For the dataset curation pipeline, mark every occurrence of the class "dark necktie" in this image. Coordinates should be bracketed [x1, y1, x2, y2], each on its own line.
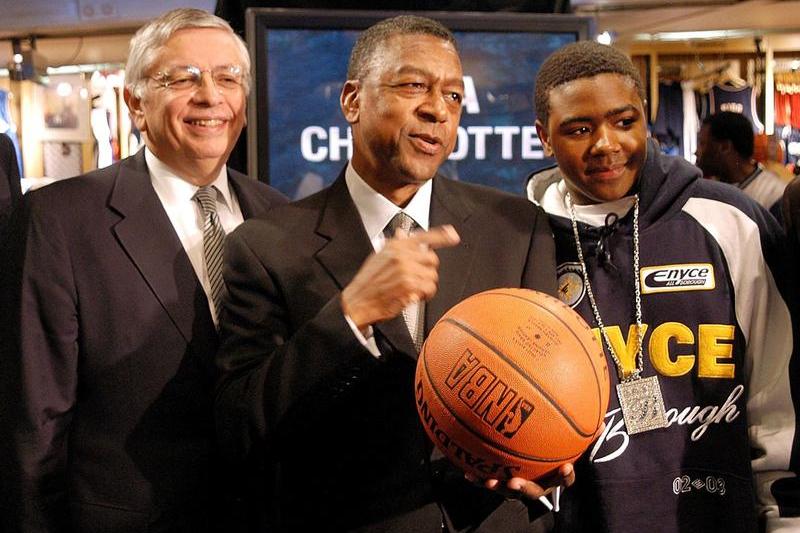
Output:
[193, 186, 226, 323]
[383, 211, 424, 351]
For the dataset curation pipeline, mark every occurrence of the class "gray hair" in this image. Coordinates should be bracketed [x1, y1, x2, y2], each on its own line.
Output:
[126, 8, 250, 98]
[347, 15, 457, 80]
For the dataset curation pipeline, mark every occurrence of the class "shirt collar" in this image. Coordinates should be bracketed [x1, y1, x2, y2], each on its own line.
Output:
[345, 161, 432, 241]
[145, 147, 233, 209]
[737, 162, 763, 190]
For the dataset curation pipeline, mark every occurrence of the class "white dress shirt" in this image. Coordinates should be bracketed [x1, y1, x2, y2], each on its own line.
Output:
[344, 161, 433, 357]
[146, 148, 244, 324]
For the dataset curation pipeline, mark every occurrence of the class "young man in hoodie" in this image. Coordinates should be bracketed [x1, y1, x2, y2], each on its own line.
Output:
[526, 40, 800, 532]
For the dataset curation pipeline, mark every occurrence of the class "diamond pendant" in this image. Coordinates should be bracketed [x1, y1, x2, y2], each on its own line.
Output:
[616, 375, 668, 435]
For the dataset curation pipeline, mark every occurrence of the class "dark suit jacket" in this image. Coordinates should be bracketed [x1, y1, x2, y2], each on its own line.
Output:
[0, 150, 286, 533]
[215, 173, 557, 532]
[783, 177, 800, 251]
[0, 132, 22, 240]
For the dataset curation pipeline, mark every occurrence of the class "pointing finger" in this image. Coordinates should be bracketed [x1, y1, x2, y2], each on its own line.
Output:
[410, 225, 460, 250]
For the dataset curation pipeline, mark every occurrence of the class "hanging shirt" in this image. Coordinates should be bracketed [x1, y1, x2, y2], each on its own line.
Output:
[708, 84, 764, 132]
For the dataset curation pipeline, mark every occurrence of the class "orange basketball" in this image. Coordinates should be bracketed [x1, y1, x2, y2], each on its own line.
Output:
[415, 288, 609, 481]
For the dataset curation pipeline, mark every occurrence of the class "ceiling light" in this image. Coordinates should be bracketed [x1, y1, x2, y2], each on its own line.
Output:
[634, 29, 755, 42]
[597, 31, 614, 45]
[56, 82, 72, 97]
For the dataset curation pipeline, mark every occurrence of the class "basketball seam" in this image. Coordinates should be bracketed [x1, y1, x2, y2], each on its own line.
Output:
[470, 290, 605, 431]
[441, 316, 596, 439]
[422, 346, 571, 463]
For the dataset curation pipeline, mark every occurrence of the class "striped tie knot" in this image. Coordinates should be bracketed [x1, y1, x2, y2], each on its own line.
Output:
[194, 185, 220, 220]
[383, 211, 418, 238]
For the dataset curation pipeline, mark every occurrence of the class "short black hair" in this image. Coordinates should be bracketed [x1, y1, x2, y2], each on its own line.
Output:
[702, 111, 754, 159]
[347, 15, 457, 80]
[535, 41, 645, 126]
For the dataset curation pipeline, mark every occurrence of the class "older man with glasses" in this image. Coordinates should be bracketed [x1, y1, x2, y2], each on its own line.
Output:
[0, 8, 285, 533]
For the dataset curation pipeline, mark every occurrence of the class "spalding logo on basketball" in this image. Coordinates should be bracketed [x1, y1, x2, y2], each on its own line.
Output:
[415, 288, 609, 480]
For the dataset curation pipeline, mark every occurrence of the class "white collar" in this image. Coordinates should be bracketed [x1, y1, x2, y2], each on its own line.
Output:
[145, 147, 233, 208]
[542, 179, 636, 228]
[344, 161, 432, 241]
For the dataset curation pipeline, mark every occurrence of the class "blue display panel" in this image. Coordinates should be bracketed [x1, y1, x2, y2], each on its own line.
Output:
[248, 10, 592, 198]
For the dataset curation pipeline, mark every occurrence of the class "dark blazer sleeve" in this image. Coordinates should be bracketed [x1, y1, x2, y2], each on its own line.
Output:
[0, 132, 22, 238]
[214, 221, 379, 463]
[523, 205, 558, 297]
[0, 191, 77, 532]
[782, 177, 800, 256]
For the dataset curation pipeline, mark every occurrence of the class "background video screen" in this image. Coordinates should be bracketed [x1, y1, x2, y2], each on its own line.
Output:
[250, 11, 591, 199]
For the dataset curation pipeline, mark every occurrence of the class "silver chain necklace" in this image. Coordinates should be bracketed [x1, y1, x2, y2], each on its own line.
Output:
[565, 190, 667, 435]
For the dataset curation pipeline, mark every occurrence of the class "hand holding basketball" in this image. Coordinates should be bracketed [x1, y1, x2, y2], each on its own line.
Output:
[341, 225, 460, 330]
[469, 461, 575, 501]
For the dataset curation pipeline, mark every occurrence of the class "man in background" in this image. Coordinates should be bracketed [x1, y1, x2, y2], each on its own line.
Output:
[215, 14, 566, 532]
[696, 110, 787, 221]
[0, 8, 285, 532]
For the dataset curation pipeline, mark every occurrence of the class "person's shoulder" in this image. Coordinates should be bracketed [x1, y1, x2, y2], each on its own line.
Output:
[0, 132, 13, 151]
[12, 159, 135, 239]
[437, 176, 538, 212]
[757, 167, 790, 200]
[25, 158, 125, 208]
[232, 185, 327, 242]
[760, 165, 787, 184]
[228, 168, 288, 206]
[440, 176, 515, 198]
[687, 176, 780, 233]
[691, 177, 761, 213]
[435, 178, 548, 243]
[785, 176, 800, 205]
[229, 215, 275, 244]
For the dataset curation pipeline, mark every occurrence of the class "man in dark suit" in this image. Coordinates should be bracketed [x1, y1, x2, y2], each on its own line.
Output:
[215, 15, 567, 532]
[0, 8, 285, 533]
[0, 131, 22, 238]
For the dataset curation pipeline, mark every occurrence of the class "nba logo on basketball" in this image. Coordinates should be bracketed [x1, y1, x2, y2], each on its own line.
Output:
[497, 400, 534, 438]
[445, 348, 535, 439]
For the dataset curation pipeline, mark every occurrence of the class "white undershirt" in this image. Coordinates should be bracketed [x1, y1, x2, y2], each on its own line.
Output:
[344, 161, 432, 357]
[146, 148, 244, 324]
[540, 179, 636, 227]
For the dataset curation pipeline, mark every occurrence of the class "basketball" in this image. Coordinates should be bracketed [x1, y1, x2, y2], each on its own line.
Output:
[415, 288, 609, 481]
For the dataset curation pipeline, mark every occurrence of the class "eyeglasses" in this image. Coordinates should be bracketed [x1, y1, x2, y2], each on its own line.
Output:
[149, 65, 245, 92]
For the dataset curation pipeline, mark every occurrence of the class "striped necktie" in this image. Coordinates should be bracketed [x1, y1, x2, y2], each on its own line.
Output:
[193, 185, 226, 323]
[383, 211, 424, 352]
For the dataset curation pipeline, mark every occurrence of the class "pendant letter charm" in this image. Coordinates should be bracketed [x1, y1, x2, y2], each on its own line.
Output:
[616, 375, 667, 435]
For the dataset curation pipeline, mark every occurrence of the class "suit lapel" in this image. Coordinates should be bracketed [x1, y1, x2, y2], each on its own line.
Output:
[426, 177, 479, 334]
[314, 174, 418, 357]
[229, 171, 268, 219]
[108, 151, 208, 342]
